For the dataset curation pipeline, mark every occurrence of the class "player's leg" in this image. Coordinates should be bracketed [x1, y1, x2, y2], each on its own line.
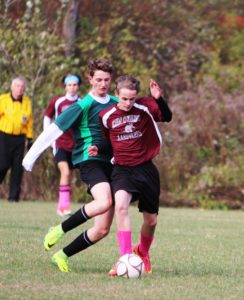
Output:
[60, 181, 112, 242]
[44, 160, 113, 251]
[55, 149, 72, 216]
[81, 205, 114, 243]
[115, 190, 133, 255]
[0, 133, 10, 185]
[108, 165, 137, 276]
[84, 181, 113, 217]
[133, 161, 160, 273]
[57, 161, 72, 216]
[134, 212, 157, 273]
[139, 212, 157, 252]
[108, 190, 133, 276]
[44, 181, 112, 251]
[52, 206, 114, 272]
[75, 160, 114, 218]
[45, 161, 114, 271]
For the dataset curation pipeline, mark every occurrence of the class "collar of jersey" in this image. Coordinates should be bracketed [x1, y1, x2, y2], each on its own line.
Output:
[89, 92, 110, 104]
[65, 93, 79, 101]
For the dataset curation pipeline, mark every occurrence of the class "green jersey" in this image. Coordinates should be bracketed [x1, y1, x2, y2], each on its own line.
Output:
[55, 93, 118, 166]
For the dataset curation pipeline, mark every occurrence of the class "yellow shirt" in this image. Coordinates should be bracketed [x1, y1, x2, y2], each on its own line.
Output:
[0, 93, 33, 138]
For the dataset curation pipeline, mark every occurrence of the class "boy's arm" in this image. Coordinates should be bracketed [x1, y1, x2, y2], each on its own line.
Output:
[156, 96, 172, 122]
[43, 116, 52, 130]
[96, 139, 113, 154]
[88, 115, 113, 156]
[22, 123, 63, 171]
[150, 79, 172, 122]
[88, 140, 112, 156]
[43, 115, 57, 155]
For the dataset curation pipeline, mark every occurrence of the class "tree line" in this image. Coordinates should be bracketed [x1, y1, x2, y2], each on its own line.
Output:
[0, 0, 243, 208]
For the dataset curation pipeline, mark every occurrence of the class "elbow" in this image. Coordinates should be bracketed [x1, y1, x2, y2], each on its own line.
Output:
[164, 111, 173, 122]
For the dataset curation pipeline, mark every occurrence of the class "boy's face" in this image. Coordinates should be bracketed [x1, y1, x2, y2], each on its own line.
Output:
[116, 88, 137, 112]
[89, 70, 112, 97]
[65, 81, 79, 96]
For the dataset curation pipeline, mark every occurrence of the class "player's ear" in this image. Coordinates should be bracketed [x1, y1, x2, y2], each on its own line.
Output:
[87, 75, 92, 82]
[115, 89, 119, 97]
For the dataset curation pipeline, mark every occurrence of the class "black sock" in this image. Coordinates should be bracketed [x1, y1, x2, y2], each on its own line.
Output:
[63, 230, 94, 257]
[61, 206, 90, 233]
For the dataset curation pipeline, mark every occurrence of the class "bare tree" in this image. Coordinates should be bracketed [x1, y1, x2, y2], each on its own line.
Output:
[62, 0, 81, 58]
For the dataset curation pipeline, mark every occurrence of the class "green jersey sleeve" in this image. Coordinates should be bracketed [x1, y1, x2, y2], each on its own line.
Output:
[54, 103, 82, 132]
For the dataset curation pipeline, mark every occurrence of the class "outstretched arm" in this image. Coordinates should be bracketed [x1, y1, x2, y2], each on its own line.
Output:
[22, 123, 63, 171]
[149, 79, 172, 122]
[43, 115, 57, 155]
[43, 116, 52, 130]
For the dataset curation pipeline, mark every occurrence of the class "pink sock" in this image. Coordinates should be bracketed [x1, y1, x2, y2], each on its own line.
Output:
[139, 233, 154, 256]
[58, 185, 71, 210]
[117, 231, 132, 256]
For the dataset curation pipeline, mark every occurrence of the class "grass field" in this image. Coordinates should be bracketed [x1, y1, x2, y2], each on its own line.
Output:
[0, 200, 243, 300]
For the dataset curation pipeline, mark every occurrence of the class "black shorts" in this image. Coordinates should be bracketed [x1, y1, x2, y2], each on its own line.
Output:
[111, 161, 160, 214]
[79, 160, 114, 193]
[54, 148, 74, 169]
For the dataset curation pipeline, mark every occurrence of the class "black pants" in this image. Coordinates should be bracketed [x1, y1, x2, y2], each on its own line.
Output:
[0, 132, 25, 201]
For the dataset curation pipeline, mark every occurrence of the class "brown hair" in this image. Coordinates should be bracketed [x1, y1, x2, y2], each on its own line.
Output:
[115, 75, 140, 94]
[88, 58, 113, 76]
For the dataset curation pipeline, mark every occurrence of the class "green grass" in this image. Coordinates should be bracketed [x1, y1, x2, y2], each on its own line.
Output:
[0, 201, 243, 300]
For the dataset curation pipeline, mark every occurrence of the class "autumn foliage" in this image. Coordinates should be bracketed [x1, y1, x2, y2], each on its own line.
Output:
[0, 0, 243, 208]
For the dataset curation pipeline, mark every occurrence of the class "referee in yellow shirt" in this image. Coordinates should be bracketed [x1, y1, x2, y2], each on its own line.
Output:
[0, 76, 33, 201]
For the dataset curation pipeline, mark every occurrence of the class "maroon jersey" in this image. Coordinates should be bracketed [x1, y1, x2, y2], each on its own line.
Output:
[44, 95, 79, 152]
[99, 96, 163, 166]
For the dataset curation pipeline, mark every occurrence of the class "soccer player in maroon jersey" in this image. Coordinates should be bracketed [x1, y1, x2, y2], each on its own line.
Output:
[43, 74, 81, 216]
[88, 75, 172, 275]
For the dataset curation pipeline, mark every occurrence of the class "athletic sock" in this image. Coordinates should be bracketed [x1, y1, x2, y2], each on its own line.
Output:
[58, 185, 71, 210]
[139, 233, 154, 256]
[61, 206, 90, 233]
[63, 230, 94, 257]
[117, 230, 132, 256]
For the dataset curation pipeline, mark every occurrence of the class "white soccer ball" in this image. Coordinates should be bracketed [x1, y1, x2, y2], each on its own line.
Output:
[116, 253, 144, 279]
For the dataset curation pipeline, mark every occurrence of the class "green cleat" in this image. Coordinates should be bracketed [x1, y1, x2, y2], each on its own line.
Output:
[44, 225, 64, 251]
[51, 250, 70, 272]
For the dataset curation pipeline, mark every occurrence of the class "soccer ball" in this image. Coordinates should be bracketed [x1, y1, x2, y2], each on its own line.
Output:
[116, 253, 144, 279]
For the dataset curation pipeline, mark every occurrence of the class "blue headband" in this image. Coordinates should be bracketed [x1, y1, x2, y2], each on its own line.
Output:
[64, 75, 80, 84]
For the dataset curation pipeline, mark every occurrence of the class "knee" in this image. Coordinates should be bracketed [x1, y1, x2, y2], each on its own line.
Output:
[60, 169, 71, 179]
[115, 203, 128, 216]
[95, 226, 110, 240]
[144, 214, 158, 228]
[99, 197, 113, 213]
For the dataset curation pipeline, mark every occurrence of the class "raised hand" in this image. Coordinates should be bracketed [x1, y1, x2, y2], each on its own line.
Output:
[149, 79, 162, 100]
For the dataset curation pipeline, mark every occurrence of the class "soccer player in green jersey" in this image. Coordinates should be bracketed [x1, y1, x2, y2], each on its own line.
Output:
[23, 59, 117, 272]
